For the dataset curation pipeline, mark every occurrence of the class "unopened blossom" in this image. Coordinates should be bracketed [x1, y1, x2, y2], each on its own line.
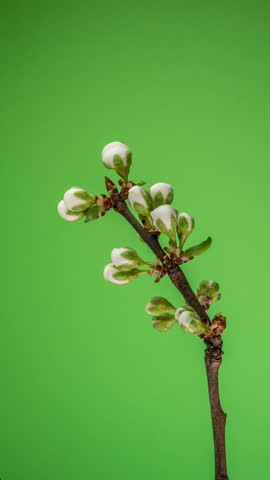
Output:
[57, 200, 84, 222]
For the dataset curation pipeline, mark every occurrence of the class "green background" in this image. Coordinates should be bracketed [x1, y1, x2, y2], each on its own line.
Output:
[2, 1, 270, 478]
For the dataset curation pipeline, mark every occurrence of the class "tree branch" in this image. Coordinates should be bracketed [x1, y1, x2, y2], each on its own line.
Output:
[105, 176, 229, 479]
[105, 176, 210, 325]
[204, 336, 229, 480]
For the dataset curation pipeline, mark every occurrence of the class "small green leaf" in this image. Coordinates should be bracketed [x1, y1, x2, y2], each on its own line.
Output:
[196, 280, 221, 306]
[146, 296, 176, 315]
[181, 236, 212, 257]
[152, 313, 176, 332]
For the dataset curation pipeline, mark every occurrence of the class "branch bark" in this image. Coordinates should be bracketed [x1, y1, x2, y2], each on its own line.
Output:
[105, 177, 229, 479]
[204, 336, 229, 480]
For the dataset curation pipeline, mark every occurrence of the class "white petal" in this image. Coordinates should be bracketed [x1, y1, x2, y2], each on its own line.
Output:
[103, 263, 129, 285]
[150, 183, 172, 201]
[128, 186, 148, 209]
[64, 187, 88, 211]
[102, 141, 130, 168]
[57, 200, 83, 222]
[175, 308, 194, 327]
[150, 205, 177, 230]
[111, 248, 133, 267]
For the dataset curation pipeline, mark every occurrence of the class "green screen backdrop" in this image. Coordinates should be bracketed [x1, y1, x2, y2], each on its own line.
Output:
[2, 1, 270, 479]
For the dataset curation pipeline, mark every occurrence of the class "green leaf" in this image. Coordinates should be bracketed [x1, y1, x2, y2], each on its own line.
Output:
[181, 236, 212, 257]
[146, 296, 176, 315]
[152, 313, 176, 332]
[196, 280, 221, 304]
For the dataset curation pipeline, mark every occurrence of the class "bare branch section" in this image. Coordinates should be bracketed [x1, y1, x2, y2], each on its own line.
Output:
[105, 176, 210, 325]
[204, 336, 229, 480]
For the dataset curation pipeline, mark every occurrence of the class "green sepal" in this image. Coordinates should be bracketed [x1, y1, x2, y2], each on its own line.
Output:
[85, 204, 101, 222]
[180, 318, 211, 335]
[152, 190, 173, 207]
[126, 151, 132, 169]
[153, 191, 164, 207]
[113, 154, 130, 182]
[177, 214, 194, 247]
[113, 268, 143, 281]
[120, 249, 142, 263]
[66, 209, 82, 217]
[133, 201, 150, 217]
[74, 191, 96, 204]
[181, 236, 212, 257]
[156, 217, 177, 241]
[152, 313, 176, 332]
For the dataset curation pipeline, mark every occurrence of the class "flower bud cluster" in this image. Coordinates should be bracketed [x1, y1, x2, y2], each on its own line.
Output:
[145, 296, 211, 335]
[127, 180, 213, 261]
[104, 247, 158, 285]
[57, 187, 104, 223]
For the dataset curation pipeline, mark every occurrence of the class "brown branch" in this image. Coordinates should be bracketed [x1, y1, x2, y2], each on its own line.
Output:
[204, 336, 229, 480]
[104, 176, 229, 480]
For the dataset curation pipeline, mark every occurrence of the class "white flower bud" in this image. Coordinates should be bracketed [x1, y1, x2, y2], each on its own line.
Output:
[111, 247, 143, 267]
[57, 200, 83, 222]
[177, 212, 194, 246]
[150, 205, 177, 238]
[149, 183, 174, 207]
[64, 187, 95, 212]
[175, 307, 210, 334]
[101, 141, 132, 181]
[103, 263, 144, 285]
[103, 263, 129, 285]
[128, 186, 151, 216]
